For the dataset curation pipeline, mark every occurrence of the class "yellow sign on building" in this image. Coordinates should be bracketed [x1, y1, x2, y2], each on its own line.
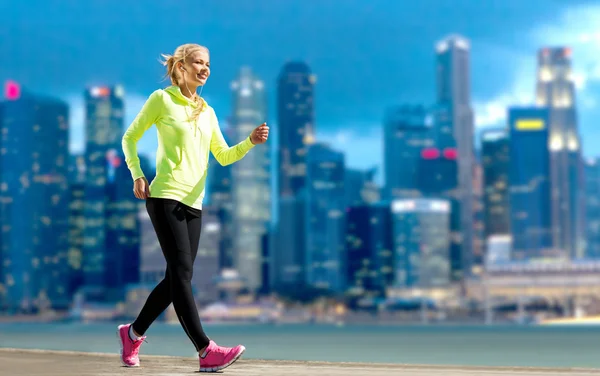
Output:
[515, 118, 545, 130]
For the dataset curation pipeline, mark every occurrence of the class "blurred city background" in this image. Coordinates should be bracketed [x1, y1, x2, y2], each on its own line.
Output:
[3, 0, 600, 340]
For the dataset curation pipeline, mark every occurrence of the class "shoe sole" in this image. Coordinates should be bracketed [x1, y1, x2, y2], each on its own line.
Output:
[117, 325, 140, 367]
[199, 346, 246, 373]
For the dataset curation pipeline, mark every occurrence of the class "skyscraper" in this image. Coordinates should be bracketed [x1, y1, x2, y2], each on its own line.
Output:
[535, 47, 584, 258]
[305, 143, 346, 292]
[345, 167, 380, 207]
[383, 105, 434, 199]
[67, 154, 86, 296]
[192, 206, 221, 303]
[208, 127, 235, 269]
[346, 204, 393, 298]
[417, 146, 460, 281]
[0, 82, 70, 310]
[481, 129, 510, 237]
[584, 158, 600, 259]
[391, 199, 451, 288]
[272, 62, 316, 293]
[230, 67, 270, 291]
[82, 85, 124, 292]
[435, 35, 475, 280]
[277, 62, 316, 197]
[508, 107, 553, 260]
[105, 151, 141, 300]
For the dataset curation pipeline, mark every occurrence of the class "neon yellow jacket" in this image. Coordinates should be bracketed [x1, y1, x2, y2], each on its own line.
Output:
[122, 85, 255, 209]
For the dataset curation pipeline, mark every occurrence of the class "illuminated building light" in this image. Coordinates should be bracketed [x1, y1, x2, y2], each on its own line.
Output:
[549, 136, 563, 151]
[90, 87, 110, 97]
[421, 148, 440, 159]
[5, 80, 21, 100]
[568, 138, 579, 151]
[539, 67, 553, 82]
[442, 148, 458, 160]
[114, 85, 125, 98]
[436, 41, 449, 53]
[515, 118, 545, 131]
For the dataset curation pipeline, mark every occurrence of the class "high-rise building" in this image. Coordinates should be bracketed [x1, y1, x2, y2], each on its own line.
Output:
[481, 129, 510, 237]
[192, 206, 220, 303]
[305, 143, 346, 292]
[67, 154, 86, 296]
[277, 62, 316, 197]
[472, 161, 485, 271]
[383, 105, 434, 199]
[105, 151, 141, 300]
[82, 85, 125, 292]
[230, 67, 270, 291]
[270, 195, 306, 290]
[346, 204, 393, 297]
[435, 35, 475, 279]
[207, 127, 235, 270]
[417, 147, 460, 281]
[584, 158, 600, 259]
[345, 167, 380, 207]
[535, 47, 584, 258]
[391, 199, 451, 288]
[0, 82, 70, 311]
[508, 107, 553, 260]
[272, 61, 316, 294]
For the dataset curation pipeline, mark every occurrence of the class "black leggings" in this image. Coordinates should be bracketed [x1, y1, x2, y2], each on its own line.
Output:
[132, 197, 210, 351]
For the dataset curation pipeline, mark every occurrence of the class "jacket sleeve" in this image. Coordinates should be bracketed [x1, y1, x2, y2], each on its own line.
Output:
[209, 109, 255, 166]
[122, 90, 163, 180]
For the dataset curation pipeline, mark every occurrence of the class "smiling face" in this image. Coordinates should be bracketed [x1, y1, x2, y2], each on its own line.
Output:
[179, 49, 211, 87]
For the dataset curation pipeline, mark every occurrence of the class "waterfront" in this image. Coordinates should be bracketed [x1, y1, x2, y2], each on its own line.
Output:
[0, 322, 598, 368]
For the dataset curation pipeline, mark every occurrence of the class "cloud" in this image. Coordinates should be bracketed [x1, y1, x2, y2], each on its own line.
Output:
[316, 125, 383, 185]
[473, 3, 600, 132]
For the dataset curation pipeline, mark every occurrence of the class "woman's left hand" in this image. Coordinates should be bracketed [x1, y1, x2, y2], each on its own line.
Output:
[250, 123, 269, 145]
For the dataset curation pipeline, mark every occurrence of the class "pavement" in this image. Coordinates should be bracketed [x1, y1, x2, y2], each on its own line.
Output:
[1, 348, 600, 376]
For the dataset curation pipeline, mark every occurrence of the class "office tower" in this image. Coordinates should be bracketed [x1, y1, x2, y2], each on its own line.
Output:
[383, 105, 434, 199]
[535, 47, 584, 258]
[230, 67, 270, 291]
[105, 150, 141, 300]
[277, 62, 316, 197]
[481, 129, 510, 237]
[584, 158, 600, 258]
[391, 199, 451, 288]
[207, 127, 235, 269]
[509, 107, 553, 260]
[305, 143, 346, 292]
[82, 85, 124, 291]
[435, 35, 475, 279]
[472, 162, 485, 270]
[345, 167, 380, 208]
[272, 62, 316, 293]
[67, 154, 86, 296]
[192, 206, 220, 303]
[417, 146, 460, 281]
[346, 204, 393, 297]
[0, 81, 70, 310]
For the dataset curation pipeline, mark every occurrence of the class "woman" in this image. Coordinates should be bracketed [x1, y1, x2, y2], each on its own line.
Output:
[118, 43, 269, 372]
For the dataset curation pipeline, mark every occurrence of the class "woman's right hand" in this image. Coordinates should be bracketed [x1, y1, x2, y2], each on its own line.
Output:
[133, 177, 150, 199]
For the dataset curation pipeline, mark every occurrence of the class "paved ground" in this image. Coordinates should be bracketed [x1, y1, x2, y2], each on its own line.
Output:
[1, 348, 600, 376]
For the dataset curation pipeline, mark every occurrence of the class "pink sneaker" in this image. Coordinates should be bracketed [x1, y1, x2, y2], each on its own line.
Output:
[117, 324, 146, 367]
[199, 340, 246, 372]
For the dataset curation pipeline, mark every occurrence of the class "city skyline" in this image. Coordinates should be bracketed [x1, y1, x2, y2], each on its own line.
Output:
[4, 1, 600, 186]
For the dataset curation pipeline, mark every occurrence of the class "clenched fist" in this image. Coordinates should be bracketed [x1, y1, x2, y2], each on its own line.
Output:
[250, 123, 269, 145]
[133, 177, 150, 199]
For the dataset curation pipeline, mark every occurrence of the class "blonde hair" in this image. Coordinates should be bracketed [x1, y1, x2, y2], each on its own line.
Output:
[160, 43, 209, 122]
